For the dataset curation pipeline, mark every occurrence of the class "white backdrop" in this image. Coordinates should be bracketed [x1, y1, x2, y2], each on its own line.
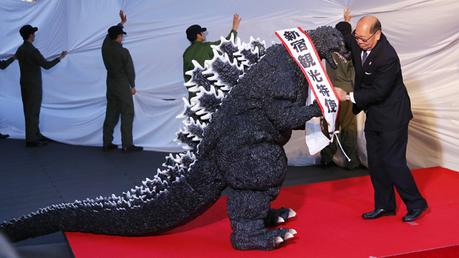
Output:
[1, 0, 458, 170]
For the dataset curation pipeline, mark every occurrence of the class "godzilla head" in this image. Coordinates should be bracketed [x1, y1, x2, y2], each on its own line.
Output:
[307, 26, 350, 69]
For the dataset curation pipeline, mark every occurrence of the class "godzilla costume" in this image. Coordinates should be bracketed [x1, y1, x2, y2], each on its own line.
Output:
[1, 26, 349, 250]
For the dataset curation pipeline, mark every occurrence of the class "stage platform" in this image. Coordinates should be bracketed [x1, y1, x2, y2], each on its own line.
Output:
[0, 138, 367, 258]
[66, 167, 459, 258]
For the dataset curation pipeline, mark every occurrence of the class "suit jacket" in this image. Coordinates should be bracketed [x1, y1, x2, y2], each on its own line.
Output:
[343, 27, 413, 132]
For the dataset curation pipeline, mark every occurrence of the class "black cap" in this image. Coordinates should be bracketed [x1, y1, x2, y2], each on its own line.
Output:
[335, 21, 352, 36]
[19, 25, 38, 40]
[186, 24, 206, 42]
[108, 25, 126, 40]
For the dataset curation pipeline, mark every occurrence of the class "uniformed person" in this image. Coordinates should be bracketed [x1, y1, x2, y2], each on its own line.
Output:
[101, 11, 142, 152]
[320, 22, 361, 169]
[183, 14, 241, 100]
[15, 25, 67, 147]
[0, 55, 16, 139]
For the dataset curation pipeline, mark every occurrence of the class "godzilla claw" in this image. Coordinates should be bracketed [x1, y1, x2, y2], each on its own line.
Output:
[274, 236, 284, 245]
[275, 228, 297, 247]
[288, 208, 296, 219]
[284, 232, 294, 240]
[231, 228, 295, 250]
[277, 217, 285, 224]
[265, 207, 297, 227]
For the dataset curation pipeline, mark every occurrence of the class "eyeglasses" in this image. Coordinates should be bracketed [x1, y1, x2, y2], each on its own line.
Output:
[352, 30, 379, 43]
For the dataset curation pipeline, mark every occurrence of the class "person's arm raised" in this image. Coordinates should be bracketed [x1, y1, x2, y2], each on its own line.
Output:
[119, 10, 127, 25]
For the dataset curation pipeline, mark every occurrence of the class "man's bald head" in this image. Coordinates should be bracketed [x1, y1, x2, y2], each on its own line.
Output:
[357, 16, 381, 34]
[354, 16, 382, 50]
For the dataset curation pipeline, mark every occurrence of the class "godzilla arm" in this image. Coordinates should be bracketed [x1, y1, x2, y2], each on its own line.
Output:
[264, 100, 322, 131]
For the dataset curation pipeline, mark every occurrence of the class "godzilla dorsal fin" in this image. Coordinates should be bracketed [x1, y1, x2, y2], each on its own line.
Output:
[179, 35, 267, 151]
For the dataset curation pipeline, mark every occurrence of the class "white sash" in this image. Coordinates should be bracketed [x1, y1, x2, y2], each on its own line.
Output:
[275, 27, 340, 155]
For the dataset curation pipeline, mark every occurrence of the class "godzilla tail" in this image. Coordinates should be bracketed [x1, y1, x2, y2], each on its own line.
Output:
[0, 35, 267, 242]
[0, 154, 224, 242]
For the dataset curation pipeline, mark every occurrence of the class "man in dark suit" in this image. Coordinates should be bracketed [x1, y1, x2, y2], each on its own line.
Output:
[335, 9, 427, 222]
[0, 55, 16, 139]
[15, 25, 67, 147]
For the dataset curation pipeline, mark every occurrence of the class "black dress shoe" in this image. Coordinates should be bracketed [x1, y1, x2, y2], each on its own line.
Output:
[403, 207, 427, 222]
[0, 133, 9, 139]
[362, 208, 396, 219]
[122, 145, 143, 153]
[26, 141, 47, 147]
[102, 143, 118, 152]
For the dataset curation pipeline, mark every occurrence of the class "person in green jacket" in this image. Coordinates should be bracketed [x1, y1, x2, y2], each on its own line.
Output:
[101, 10, 142, 153]
[183, 14, 241, 100]
[0, 55, 16, 139]
[15, 25, 67, 147]
[320, 22, 361, 169]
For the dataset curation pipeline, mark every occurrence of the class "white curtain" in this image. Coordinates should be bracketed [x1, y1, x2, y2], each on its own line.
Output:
[1, 0, 458, 170]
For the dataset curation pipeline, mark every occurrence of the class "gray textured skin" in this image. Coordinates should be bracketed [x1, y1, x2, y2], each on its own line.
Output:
[1, 26, 347, 250]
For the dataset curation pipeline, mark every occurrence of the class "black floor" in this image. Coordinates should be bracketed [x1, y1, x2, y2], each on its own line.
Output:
[0, 138, 368, 258]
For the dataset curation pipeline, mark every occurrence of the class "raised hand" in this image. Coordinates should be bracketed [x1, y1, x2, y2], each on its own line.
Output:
[232, 13, 241, 32]
[344, 8, 351, 22]
[119, 10, 127, 25]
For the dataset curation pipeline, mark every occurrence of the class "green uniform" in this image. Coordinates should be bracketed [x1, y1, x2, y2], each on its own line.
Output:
[321, 52, 360, 169]
[15, 41, 60, 143]
[183, 30, 237, 99]
[101, 25, 136, 148]
[0, 57, 15, 70]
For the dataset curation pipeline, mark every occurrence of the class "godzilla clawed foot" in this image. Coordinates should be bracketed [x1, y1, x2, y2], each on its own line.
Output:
[275, 228, 297, 244]
[265, 207, 296, 227]
[231, 228, 298, 250]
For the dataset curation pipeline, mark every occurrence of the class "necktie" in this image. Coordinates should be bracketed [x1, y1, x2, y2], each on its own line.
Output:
[362, 51, 368, 65]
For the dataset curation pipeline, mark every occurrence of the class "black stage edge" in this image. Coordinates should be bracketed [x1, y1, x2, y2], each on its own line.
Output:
[0, 138, 368, 258]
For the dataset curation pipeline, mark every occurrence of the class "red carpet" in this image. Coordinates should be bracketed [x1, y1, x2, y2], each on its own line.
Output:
[66, 167, 459, 258]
